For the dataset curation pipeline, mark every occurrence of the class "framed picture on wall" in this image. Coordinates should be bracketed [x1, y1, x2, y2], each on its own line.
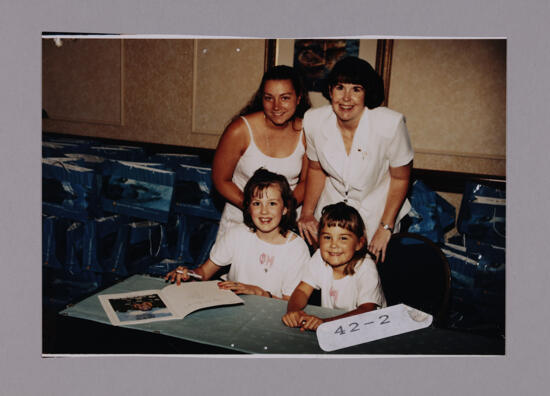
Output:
[268, 38, 389, 108]
[292, 39, 359, 92]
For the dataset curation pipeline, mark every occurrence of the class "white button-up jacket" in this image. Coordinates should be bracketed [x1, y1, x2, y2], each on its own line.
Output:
[304, 105, 414, 241]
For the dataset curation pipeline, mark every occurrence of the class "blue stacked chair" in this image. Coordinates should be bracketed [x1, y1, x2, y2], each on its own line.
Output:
[444, 182, 506, 335]
[42, 135, 225, 307]
[145, 158, 222, 275]
[406, 178, 505, 335]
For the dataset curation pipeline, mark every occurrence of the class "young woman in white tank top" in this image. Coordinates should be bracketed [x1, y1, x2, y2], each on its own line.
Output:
[211, 66, 311, 240]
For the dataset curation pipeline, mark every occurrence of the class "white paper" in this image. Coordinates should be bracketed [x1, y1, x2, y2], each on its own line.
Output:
[316, 304, 433, 352]
[161, 281, 245, 318]
[98, 281, 243, 326]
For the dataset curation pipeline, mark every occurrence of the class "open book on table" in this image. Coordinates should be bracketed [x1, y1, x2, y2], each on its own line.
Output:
[98, 280, 244, 326]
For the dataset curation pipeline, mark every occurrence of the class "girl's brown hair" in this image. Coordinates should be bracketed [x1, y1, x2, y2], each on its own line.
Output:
[242, 168, 297, 236]
[318, 202, 369, 275]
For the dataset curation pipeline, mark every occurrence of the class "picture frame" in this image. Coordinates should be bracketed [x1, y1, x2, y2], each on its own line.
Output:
[268, 38, 393, 107]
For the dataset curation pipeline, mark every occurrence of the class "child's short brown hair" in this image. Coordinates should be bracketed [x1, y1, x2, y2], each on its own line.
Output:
[318, 202, 368, 275]
[242, 168, 297, 236]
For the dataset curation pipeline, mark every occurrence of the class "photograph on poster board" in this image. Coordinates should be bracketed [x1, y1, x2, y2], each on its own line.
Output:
[98, 280, 244, 326]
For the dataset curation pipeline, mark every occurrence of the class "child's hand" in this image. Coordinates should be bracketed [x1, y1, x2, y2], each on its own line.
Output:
[282, 310, 307, 328]
[217, 281, 265, 296]
[298, 314, 324, 332]
[164, 266, 192, 285]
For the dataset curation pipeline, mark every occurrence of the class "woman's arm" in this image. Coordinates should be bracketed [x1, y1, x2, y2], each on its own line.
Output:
[291, 132, 309, 205]
[297, 160, 326, 245]
[368, 161, 412, 263]
[211, 118, 250, 209]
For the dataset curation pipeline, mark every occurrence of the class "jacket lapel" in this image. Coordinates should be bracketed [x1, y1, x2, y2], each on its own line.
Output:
[346, 109, 371, 190]
[320, 115, 346, 179]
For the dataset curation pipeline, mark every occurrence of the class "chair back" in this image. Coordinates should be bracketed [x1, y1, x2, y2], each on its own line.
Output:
[377, 232, 451, 327]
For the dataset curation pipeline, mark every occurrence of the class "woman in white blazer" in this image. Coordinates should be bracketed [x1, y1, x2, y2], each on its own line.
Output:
[297, 57, 413, 263]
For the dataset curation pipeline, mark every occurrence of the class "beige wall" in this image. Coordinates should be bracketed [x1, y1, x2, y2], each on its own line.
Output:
[193, 39, 266, 135]
[42, 39, 123, 125]
[43, 38, 506, 177]
[275, 39, 505, 176]
[389, 39, 506, 176]
[42, 38, 265, 149]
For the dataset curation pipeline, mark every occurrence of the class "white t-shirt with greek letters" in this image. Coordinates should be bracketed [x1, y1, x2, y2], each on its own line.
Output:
[210, 224, 310, 298]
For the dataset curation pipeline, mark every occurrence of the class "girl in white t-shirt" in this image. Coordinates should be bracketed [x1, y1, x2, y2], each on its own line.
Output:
[165, 168, 310, 300]
[282, 202, 386, 331]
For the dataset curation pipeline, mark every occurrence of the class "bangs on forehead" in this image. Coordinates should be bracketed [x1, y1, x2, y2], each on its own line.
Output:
[252, 182, 281, 198]
[334, 74, 363, 86]
[323, 219, 355, 232]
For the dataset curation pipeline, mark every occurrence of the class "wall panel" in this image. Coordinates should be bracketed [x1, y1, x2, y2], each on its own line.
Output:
[192, 39, 265, 135]
[42, 38, 506, 176]
[42, 39, 122, 125]
[42, 38, 267, 149]
[388, 39, 506, 175]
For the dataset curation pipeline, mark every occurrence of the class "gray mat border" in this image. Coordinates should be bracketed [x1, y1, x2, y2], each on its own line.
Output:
[1, 0, 548, 395]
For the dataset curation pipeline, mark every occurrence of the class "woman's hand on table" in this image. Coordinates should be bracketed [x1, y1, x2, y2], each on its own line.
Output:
[297, 213, 319, 246]
[368, 226, 392, 263]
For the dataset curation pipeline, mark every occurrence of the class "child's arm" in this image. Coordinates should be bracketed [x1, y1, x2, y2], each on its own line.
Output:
[164, 259, 221, 285]
[217, 281, 273, 297]
[322, 303, 378, 323]
[282, 281, 314, 328]
[298, 303, 378, 332]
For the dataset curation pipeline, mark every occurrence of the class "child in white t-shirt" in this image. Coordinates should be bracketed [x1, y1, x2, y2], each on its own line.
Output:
[165, 168, 310, 299]
[282, 202, 386, 331]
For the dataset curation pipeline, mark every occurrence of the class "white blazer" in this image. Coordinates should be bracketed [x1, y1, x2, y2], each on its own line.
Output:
[303, 105, 414, 242]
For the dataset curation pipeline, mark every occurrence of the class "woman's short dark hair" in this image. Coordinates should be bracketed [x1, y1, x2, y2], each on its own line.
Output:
[318, 202, 369, 275]
[242, 168, 297, 236]
[238, 65, 311, 119]
[322, 57, 385, 109]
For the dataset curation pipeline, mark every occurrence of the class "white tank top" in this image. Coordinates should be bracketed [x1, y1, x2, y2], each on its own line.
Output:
[216, 116, 305, 239]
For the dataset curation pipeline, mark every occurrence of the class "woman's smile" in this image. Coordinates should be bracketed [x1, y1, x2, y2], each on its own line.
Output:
[330, 83, 366, 125]
[262, 79, 299, 127]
